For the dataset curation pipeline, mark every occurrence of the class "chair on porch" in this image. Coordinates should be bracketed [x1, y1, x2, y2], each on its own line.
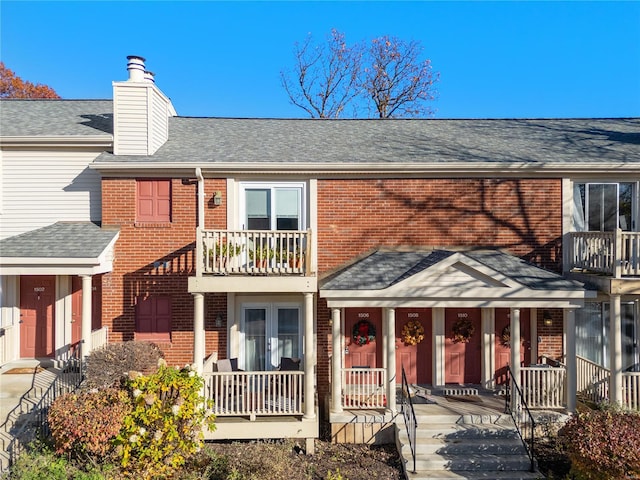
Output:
[266, 357, 302, 412]
[216, 358, 245, 412]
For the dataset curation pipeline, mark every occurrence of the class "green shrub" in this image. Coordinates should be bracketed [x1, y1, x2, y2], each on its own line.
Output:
[47, 387, 131, 461]
[2, 446, 109, 480]
[113, 361, 216, 479]
[558, 405, 640, 480]
[84, 341, 164, 389]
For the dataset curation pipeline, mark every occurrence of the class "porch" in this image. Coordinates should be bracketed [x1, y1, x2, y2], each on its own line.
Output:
[569, 230, 640, 277]
[201, 370, 318, 445]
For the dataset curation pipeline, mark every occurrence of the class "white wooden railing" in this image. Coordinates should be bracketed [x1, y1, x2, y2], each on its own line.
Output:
[0, 325, 17, 366]
[90, 326, 109, 351]
[203, 371, 304, 417]
[197, 228, 312, 276]
[569, 230, 640, 277]
[342, 368, 386, 409]
[520, 366, 566, 409]
[576, 355, 610, 404]
[623, 373, 640, 410]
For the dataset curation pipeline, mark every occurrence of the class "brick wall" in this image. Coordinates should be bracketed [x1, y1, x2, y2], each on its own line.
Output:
[101, 177, 227, 365]
[317, 178, 562, 274]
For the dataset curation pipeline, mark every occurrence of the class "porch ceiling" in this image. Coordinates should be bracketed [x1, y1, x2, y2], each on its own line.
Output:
[0, 222, 119, 275]
[320, 249, 596, 308]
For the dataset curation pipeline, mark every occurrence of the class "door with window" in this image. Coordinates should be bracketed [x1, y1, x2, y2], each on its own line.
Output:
[241, 303, 301, 371]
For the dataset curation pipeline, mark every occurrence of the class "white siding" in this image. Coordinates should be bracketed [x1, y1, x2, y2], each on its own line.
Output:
[113, 83, 149, 155]
[149, 89, 169, 154]
[0, 149, 102, 239]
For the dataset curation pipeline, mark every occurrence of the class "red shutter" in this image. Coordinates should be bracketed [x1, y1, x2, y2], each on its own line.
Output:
[137, 180, 171, 222]
[136, 295, 171, 340]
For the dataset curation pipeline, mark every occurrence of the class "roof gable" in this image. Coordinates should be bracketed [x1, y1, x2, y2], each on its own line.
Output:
[320, 249, 594, 309]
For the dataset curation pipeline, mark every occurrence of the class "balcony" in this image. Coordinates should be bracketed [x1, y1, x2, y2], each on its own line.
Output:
[569, 229, 640, 278]
[196, 228, 312, 277]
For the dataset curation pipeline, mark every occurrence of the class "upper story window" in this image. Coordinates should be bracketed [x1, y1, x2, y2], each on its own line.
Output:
[573, 182, 637, 232]
[137, 179, 171, 223]
[240, 183, 305, 231]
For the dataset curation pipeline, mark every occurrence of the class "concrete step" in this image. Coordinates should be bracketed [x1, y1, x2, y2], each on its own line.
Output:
[411, 424, 522, 441]
[400, 437, 528, 456]
[410, 454, 533, 472]
[406, 470, 541, 480]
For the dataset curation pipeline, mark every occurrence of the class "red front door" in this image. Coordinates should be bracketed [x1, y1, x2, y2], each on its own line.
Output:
[395, 308, 432, 385]
[345, 308, 382, 369]
[71, 276, 103, 346]
[495, 308, 532, 385]
[445, 308, 482, 384]
[20, 276, 55, 358]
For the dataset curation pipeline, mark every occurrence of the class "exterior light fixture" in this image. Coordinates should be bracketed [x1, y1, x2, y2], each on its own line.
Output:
[213, 191, 222, 206]
[543, 310, 553, 326]
[215, 313, 223, 328]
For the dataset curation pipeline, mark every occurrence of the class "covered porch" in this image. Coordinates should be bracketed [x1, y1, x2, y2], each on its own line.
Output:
[320, 249, 595, 430]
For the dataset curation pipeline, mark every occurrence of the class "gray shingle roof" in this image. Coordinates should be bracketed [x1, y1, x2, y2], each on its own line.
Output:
[94, 117, 640, 166]
[0, 99, 113, 137]
[0, 222, 119, 258]
[320, 249, 584, 291]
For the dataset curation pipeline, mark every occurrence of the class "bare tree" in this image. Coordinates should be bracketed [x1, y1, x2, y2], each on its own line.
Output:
[280, 29, 362, 118]
[362, 36, 438, 118]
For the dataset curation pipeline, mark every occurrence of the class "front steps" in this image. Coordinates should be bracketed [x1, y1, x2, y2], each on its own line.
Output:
[397, 400, 541, 480]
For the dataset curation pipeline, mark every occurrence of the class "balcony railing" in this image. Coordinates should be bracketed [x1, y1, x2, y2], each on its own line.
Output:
[569, 230, 640, 277]
[196, 228, 312, 276]
[203, 371, 304, 417]
[520, 365, 566, 409]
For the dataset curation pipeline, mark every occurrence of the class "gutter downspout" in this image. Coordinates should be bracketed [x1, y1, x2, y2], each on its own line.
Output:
[196, 168, 205, 229]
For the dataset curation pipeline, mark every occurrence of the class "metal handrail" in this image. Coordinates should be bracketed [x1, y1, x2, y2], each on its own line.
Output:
[505, 365, 536, 473]
[400, 366, 417, 474]
[5, 345, 85, 467]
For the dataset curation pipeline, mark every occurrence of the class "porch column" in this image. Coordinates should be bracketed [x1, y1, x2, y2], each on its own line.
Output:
[481, 308, 494, 390]
[564, 308, 577, 412]
[609, 294, 623, 404]
[81, 275, 93, 356]
[303, 293, 316, 419]
[193, 293, 205, 374]
[385, 307, 397, 414]
[530, 308, 538, 364]
[432, 308, 445, 388]
[510, 307, 521, 410]
[331, 308, 343, 413]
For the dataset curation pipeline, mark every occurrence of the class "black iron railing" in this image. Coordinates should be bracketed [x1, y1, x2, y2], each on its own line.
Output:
[505, 364, 536, 473]
[400, 366, 417, 474]
[6, 345, 85, 466]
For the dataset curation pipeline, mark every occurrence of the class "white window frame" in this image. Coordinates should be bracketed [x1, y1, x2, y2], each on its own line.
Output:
[238, 182, 307, 231]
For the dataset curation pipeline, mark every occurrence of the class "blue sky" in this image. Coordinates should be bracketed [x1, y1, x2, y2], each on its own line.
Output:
[2, 1, 639, 118]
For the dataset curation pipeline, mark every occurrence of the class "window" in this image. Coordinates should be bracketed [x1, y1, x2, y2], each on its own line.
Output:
[137, 179, 171, 223]
[573, 182, 637, 232]
[135, 295, 171, 341]
[576, 301, 638, 371]
[241, 183, 305, 231]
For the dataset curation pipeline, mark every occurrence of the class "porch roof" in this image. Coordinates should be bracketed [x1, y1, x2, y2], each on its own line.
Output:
[0, 222, 119, 275]
[320, 249, 595, 309]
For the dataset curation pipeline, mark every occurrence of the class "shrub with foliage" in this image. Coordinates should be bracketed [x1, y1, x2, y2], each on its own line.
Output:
[113, 361, 215, 479]
[47, 387, 131, 461]
[558, 405, 640, 480]
[2, 444, 110, 480]
[84, 341, 164, 389]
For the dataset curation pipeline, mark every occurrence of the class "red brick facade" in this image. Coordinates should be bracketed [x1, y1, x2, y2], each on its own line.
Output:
[101, 175, 565, 371]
